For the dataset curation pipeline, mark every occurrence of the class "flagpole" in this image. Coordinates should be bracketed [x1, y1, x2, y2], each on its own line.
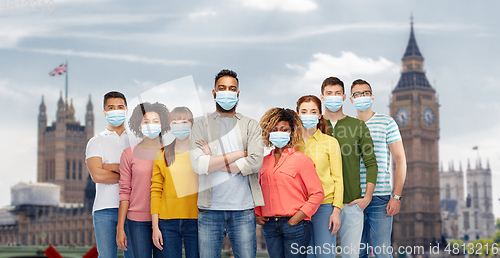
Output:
[65, 58, 68, 110]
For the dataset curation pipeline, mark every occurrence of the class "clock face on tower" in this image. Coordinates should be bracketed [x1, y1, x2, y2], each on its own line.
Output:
[422, 107, 435, 126]
[395, 107, 410, 127]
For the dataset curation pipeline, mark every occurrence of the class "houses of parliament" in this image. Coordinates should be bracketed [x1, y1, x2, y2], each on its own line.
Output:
[0, 21, 494, 249]
[0, 93, 97, 246]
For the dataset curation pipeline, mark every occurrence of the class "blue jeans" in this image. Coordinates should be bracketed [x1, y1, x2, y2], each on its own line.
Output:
[338, 204, 363, 258]
[93, 208, 134, 258]
[360, 195, 393, 258]
[262, 217, 312, 258]
[307, 204, 337, 258]
[159, 219, 198, 258]
[127, 219, 162, 258]
[198, 208, 257, 258]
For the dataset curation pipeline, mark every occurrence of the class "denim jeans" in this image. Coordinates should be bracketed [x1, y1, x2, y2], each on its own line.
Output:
[262, 217, 312, 258]
[198, 208, 257, 258]
[359, 195, 393, 258]
[307, 204, 337, 258]
[338, 204, 363, 258]
[93, 208, 134, 258]
[127, 219, 162, 258]
[159, 219, 198, 258]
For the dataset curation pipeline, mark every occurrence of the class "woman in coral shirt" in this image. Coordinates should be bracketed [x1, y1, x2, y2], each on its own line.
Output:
[255, 108, 324, 258]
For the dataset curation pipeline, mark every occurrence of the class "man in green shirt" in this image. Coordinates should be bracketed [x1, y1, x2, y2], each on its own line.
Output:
[320, 77, 378, 258]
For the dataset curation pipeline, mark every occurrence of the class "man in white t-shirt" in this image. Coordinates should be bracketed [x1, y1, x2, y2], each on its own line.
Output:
[86, 91, 136, 258]
[350, 79, 407, 258]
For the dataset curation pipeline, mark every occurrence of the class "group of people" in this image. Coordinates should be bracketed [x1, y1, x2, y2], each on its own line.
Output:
[85, 69, 407, 258]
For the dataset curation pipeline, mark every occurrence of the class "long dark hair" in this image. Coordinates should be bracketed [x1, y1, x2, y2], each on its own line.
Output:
[296, 95, 328, 134]
[162, 107, 194, 167]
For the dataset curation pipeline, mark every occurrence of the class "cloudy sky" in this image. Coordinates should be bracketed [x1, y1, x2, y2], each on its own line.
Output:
[1, 0, 499, 218]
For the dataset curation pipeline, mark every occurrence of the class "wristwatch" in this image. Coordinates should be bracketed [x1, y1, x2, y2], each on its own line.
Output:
[393, 195, 403, 202]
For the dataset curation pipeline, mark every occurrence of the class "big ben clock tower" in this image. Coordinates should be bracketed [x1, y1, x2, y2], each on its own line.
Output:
[390, 19, 442, 247]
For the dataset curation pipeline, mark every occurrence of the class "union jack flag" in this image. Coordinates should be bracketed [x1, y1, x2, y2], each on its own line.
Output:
[49, 63, 67, 76]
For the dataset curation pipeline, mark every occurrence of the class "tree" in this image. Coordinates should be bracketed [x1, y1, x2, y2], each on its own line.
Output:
[496, 218, 500, 230]
[493, 231, 500, 244]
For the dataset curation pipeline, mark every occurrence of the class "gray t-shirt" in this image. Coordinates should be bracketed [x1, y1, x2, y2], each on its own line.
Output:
[201, 117, 254, 210]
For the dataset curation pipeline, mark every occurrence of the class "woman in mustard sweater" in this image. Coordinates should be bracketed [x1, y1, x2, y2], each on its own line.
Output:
[151, 106, 205, 258]
[296, 95, 344, 258]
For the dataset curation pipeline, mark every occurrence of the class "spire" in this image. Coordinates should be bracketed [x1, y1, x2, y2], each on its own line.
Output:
[38, 95, 47, 128]
[403, 15, 423, 61]
[56, 91, 65, 122]
[392, 16, 434, 94]
[467, 159, 470, 170]
[459, 161, 462, 172]
[85, 94, 94, 129]
[39, 95, 46, 112]
[440, 161, 443, 172]
[487, 159, 490, 169]
[86, 94, 93, 111]
[66, 98, 76, 122]
[57, 91, 65, 110]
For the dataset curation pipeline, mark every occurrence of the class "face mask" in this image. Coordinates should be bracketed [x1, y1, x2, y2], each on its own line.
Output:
[269, 132, 290, 148]
[170, 124, 191, 140]
[323, 96, 344, 112]
[353, 96, 373, 112]
[300, 115, 319, 130]
[141, 124, 162, 139]
[105, 110, 127, 127]
[215, 91, 238, 110]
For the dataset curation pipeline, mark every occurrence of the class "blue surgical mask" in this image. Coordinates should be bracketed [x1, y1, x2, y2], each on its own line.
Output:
[215, 91, 238, 110]
[171, 124, 191, 140]
[141, 124, 162, 139]
[323, 96, 344, 112]
[300, 115, 319, 130]
[353, 96, 373, 112]
[105, 110, 127, 127]
[269, 132, 290, 148]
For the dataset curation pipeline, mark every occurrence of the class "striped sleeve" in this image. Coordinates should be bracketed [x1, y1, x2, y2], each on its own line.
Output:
[386, 117, 402, 144]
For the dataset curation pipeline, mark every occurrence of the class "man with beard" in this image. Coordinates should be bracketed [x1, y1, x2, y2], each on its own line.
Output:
[190, 69, 264, 258]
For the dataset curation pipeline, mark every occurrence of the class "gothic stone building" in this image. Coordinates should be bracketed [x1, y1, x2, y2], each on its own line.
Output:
[440, 159, 495, 241]
[0, 94, 96, 246]
[37, 93, 94, 203]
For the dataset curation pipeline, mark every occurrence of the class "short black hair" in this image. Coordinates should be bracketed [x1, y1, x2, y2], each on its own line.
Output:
[321, 77, 345, 95]
[103, 91, 127, 109]
[214, 69, 239, 88]
[350, 79, 372, 92]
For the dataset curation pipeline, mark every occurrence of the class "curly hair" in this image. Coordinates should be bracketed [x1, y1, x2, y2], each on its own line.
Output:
[259, 108, 303, 148]
[129, 102, 170, 138]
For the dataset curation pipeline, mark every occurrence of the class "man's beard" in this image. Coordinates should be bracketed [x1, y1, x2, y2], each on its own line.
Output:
[216, 102, 238, 113]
